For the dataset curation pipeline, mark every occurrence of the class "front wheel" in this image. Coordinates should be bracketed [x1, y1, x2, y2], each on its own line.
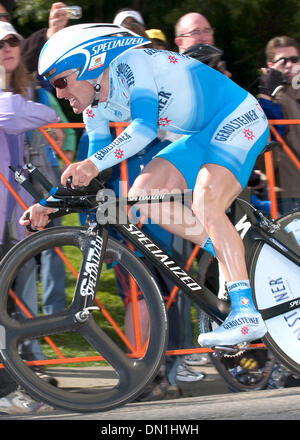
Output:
[0, 226, 168, 413]
[249, 210, 300, 376]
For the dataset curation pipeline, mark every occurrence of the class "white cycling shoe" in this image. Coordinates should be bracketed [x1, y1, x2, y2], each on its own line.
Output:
[198, 310, 267, 347]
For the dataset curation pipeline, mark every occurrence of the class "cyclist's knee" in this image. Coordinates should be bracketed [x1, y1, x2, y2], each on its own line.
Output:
[128, 157, 187, 198]
[128, 175, 152, 199]
[193, 185, 224, 229]
[192, 182, 236, 231]
[192, 164, 241, 226]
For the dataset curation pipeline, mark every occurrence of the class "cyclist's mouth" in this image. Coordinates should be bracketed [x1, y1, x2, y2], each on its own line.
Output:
[69, 97, 77, 106]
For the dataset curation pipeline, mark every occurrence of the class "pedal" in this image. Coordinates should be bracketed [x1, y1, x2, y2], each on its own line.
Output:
[212, 345, 238, 358]
[212, 341, 249, 358]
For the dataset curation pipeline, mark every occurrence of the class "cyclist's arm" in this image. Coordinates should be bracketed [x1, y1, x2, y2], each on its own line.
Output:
[88, 54, 158, 173]
[84, 116, 113, 157]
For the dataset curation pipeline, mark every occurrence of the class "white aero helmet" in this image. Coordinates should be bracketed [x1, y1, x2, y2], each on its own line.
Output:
[38, 23, 149, 81]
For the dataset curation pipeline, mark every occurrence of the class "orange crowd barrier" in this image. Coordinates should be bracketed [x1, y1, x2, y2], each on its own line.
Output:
[1, 118, 298, 368]
[266, 120, 300, 219]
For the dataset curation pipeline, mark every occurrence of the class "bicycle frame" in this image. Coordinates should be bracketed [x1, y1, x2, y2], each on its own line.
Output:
[79, 191, 300, 327]
[11, 162, 300, 326]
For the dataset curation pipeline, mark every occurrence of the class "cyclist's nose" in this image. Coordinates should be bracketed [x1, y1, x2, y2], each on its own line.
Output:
[56, 87, 67, 99]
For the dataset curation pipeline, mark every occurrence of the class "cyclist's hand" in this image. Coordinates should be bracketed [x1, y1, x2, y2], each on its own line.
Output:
[19, 204, 56, 229]
[61, 159, 99, 187]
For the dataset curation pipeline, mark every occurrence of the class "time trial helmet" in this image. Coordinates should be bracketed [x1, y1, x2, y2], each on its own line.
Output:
[38, 23, 149, 81]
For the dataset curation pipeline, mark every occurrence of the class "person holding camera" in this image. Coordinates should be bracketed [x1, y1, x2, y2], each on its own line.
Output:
[258, 35, 300, 214]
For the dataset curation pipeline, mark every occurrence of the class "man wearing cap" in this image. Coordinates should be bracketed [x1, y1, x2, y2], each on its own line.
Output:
[145, 29, 168, 50]
[113, 8, 144, 27]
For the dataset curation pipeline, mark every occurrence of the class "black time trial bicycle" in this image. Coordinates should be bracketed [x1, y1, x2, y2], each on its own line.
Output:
[0, 152, 299, 413]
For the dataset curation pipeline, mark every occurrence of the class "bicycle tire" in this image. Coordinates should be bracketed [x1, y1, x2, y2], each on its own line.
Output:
[249, 210, 300, 376]
[0, 226, 168, 413]
[198, 252, 275, 392]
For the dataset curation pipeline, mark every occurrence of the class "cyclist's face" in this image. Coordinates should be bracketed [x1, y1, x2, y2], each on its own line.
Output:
[54, 70, 95, 114]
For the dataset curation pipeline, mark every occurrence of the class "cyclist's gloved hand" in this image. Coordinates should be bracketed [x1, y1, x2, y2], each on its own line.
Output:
[258, 68, 287, 97]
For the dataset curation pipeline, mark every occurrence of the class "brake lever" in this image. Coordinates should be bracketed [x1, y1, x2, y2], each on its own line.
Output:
[24, 212, 39, 233]
[66, 176, 73, 191]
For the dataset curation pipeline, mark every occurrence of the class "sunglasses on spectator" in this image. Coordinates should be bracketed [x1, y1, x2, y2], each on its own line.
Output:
[0, 13, 10, 21]
[179, 28, 214, 38]
[273, 56, 300, 65]
[50, 69, 79, 89]
[0, 36, 20, 49]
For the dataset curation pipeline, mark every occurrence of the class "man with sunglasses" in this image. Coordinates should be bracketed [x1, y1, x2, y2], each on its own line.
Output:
[174, 12, 214, 53]
[258, 36, 300, 215]
[175, 12, 231, 79]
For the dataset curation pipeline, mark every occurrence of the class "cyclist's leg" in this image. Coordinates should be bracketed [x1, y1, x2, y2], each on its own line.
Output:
[131, 156, 267, 346]
[129, 154, 267, 345]
[192, 163, 267, 346]
[191, 96, 270, 345]
[128, 155, 207, 243]
[130, 94, 269, 346]
[192, 163, 247, 282]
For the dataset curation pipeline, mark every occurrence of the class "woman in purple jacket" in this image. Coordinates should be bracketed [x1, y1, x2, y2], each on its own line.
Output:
[0, 21, 58, 414]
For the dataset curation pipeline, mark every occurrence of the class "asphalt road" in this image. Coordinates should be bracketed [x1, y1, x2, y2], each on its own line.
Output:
[1, 364, 300, 422]
[5, 386, 300, 421]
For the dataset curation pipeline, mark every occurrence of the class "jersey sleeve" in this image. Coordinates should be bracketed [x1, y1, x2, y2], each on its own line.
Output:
[83, 107, 113, 157]
[88, 51, 159, 172]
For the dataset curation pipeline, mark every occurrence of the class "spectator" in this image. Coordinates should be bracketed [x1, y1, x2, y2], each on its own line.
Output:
[0, 1, 68, 90]
[26, 78, 76, 315]
[258, 35, 300, 213]
[0, 1, 72, 316]
[174, 12, 214, 53]
[0, 21, 58, 414]
[113, 8, 148, 40]
[0, 0, 13, 21]
[175, 12, 231, 77]
[145, 29, 168, 50]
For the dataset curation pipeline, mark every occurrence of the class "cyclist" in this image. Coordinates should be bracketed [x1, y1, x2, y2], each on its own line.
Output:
[20, 23, 269, 348]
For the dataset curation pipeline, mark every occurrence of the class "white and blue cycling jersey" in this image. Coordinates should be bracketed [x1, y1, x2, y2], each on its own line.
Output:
[85, 48, 269, 189]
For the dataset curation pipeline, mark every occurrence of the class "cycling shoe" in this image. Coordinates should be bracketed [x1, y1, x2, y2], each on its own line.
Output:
[198, 310, 267, 347]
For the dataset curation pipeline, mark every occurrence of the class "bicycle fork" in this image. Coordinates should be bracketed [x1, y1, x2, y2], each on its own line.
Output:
[73, 222, 109, 323]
